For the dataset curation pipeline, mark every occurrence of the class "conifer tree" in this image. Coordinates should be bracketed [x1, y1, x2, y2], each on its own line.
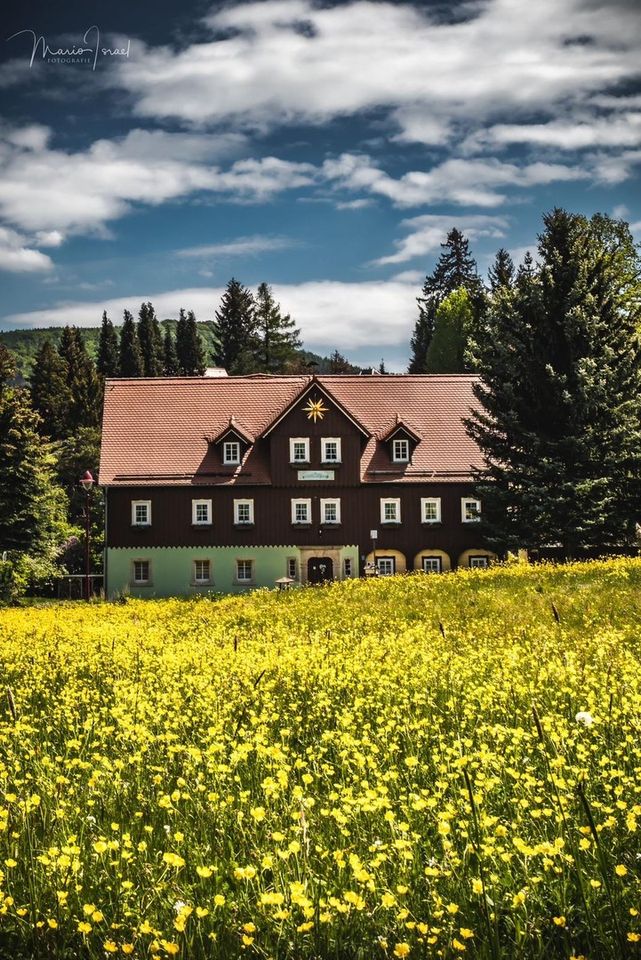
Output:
[163, 327, 179, 375]
[253, 282, 301, 373]
[96, 311, 120, 378]
[30, 340, 72, 439]
[488, 248, 516, 294]
[176, 310, 206, 376]
[212, 279, 256, 374]
[119, 310, 143, 377]
[328, 350, 358, 374]
[467, 209, 641, 558]
[425, 288, 474, 374]
[57, 327, 101, 430]
[138, 301, 164, 376]
[0, 344, 16, 398]
[409, 228, 484, 372]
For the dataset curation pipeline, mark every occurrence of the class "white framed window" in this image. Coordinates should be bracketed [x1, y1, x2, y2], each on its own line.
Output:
[320, 498, 341, 524]
[234, 499, 254, 525]
[422, 556, 442, 573]
[321, 438, 341, 463]
[193, 559, 211, 584]
[289, 438, 310, 463]
[392, 438, 410, 462]
[192, 499, 212, 525]
[343, 557, 353, 578]
[291, 498, 311, 524]
[469, 555, 489, 569]
[287, 557, 298, 580]
[236, 559, 254, 582]
[376, 556, 396, 576]
[462, 498, 482, 523]
[421, 497, 441, 524]
[131, 500, 151, 526]
[380, 498, 401, 524]
[132, 559, 151, 584]
[223, 441, 241, 465]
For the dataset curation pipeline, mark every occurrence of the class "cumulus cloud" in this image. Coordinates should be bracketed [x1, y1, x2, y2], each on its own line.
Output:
[0, 226, 53, 273]
[373, 214, 510, 265]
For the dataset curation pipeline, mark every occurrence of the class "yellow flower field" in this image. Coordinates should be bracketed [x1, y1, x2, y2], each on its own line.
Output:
[1, 559, 641, 959]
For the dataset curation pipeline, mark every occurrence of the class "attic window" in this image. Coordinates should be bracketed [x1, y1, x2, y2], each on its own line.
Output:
[223, 441, 241, 465]
[392, 438, 410, 462]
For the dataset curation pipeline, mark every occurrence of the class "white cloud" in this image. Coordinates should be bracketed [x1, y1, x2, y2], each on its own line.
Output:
[177, 235, 294, 258]
[3, 280, 418, 351]
[0, 226, 53, 273]
[465, 112, 641, 152]
[34, 230, 65, 248]
[374, 214, 509, 265]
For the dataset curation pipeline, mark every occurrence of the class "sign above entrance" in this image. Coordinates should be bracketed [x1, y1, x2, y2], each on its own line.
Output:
[298, 469, 335, 481]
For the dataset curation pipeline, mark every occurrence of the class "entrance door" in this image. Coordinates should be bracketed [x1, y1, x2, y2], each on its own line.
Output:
[307, 557, 334, 584]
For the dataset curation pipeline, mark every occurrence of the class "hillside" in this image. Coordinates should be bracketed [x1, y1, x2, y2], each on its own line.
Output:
[0, 559, 640, 958]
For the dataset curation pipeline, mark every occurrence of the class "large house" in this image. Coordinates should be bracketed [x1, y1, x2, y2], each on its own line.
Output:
[98, 373, 495, 597]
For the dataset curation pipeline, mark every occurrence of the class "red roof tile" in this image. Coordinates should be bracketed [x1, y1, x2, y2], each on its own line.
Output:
[99, 374, 485, 486]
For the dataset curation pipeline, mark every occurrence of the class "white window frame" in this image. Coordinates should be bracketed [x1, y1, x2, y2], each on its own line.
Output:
[421, 497, 441, 524]
[287, 557, 298, 580]
[462, 498, 482, 523]
[321, 437, 341, 464]
[376, 556, 396, 576]
[131, 500, 151, 526]
[392, 438, 410, 463]
[422, 556, 443, 573]
[132, 559, 151, 584]
[380, 498, 401, 524]
[291, 498, 312, 524]
[236, 559, 254, 583]
[289, 437, 310, 464]
[193, 559, 211, 584]
[469, 555, 489, 569]
[234, 499, 254, 525]
[320, 498, 341, 524]
[192, 499, 212, 526]
[223, 441, 241, 465]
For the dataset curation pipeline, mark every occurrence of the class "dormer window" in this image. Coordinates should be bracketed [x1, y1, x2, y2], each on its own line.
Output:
[392, 438, 410, 462]
[223, 441, 241, 465]
[290, 438, 310, 464]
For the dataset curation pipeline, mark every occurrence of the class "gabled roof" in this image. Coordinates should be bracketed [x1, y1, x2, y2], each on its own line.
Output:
[261, 378, 370, 438]
[99, 374, 484, 486]
[209, 416, 255, 445]
[380, 415, 422, 444]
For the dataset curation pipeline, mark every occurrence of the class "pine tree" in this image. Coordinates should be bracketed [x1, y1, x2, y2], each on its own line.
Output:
[488, 248, 515, 294]
[253, 282, 302, 373]
[138, 301, 164, 376]
[0, 387, 70, 600]
[163, 327, 179, 376]
[57, 327, 101, 431]
[30, 340, 72, 439]
[0, 344, 16, 397]
[119, 310, 143, 377]
[425, 288, 474, 374]
[466, 208, 641, 559]
[96, 311, 120, 378]
[212, 279, 256, 374]
[409, 228, 485, 372]
[175, 311, 206, 376]
[328, 350, 358, 374]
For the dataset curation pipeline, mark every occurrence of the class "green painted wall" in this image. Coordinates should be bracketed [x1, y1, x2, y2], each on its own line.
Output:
[106, 545, 360, 598]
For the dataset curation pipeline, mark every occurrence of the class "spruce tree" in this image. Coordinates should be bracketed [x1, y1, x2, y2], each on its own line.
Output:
[467, 209, 641, 559]
[58, 327, 101, 431]
[96, 311, 120, 378]
[253, 282, 302, 373]
[119, 310, 143, 377]
[163, 327, 179, 375]
[0, 344, 16, 397]
[30, 340, 73, 439]
[138, 301, 164, 376]
[176, 311, 206, 376]
[212, 279, 256, 374]
[488, 248, 516, 294]
[409, 228, 485, 372]
[328, 350, 358, 374]
[425, 288, 474, 374]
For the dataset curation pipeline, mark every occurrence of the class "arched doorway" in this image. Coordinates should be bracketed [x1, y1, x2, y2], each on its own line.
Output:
[307, 557, 334, 584]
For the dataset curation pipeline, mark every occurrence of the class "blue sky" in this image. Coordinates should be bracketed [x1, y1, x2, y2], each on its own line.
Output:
[1, 0, 640, 370]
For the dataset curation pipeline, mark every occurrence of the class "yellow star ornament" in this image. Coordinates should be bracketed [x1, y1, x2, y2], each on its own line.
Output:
[303, 397, 328, 422]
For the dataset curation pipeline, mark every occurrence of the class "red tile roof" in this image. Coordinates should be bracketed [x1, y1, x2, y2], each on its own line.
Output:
[99, 374, 485, 486]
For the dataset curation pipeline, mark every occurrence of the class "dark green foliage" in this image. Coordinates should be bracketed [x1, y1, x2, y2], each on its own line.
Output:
[0, 343, 16, 396]
[176, 309, 206, 376]
[328, 350, 359, 374]
[29, 340, 73, 439]
[425, 288, 474, 374]
[212, 279, 257, 374]
[96, 312, 119, 378]
[54, 427, 103, 574]
[467, 208, 641, 558]
[409, 228, 485, 372]
[253, 282, 302, 373]
[488, 248, 516, 294]
[57, 327, 102, 431]
[137, 302, 164, 377]
[163, 327, 179, 376]
[119, 311, 143, 377]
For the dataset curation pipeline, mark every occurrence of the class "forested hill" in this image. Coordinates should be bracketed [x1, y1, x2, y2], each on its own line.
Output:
[0, 322, 332, 381]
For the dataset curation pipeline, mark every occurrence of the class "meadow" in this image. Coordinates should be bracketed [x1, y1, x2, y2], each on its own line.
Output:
[0, 560, 641, 959]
